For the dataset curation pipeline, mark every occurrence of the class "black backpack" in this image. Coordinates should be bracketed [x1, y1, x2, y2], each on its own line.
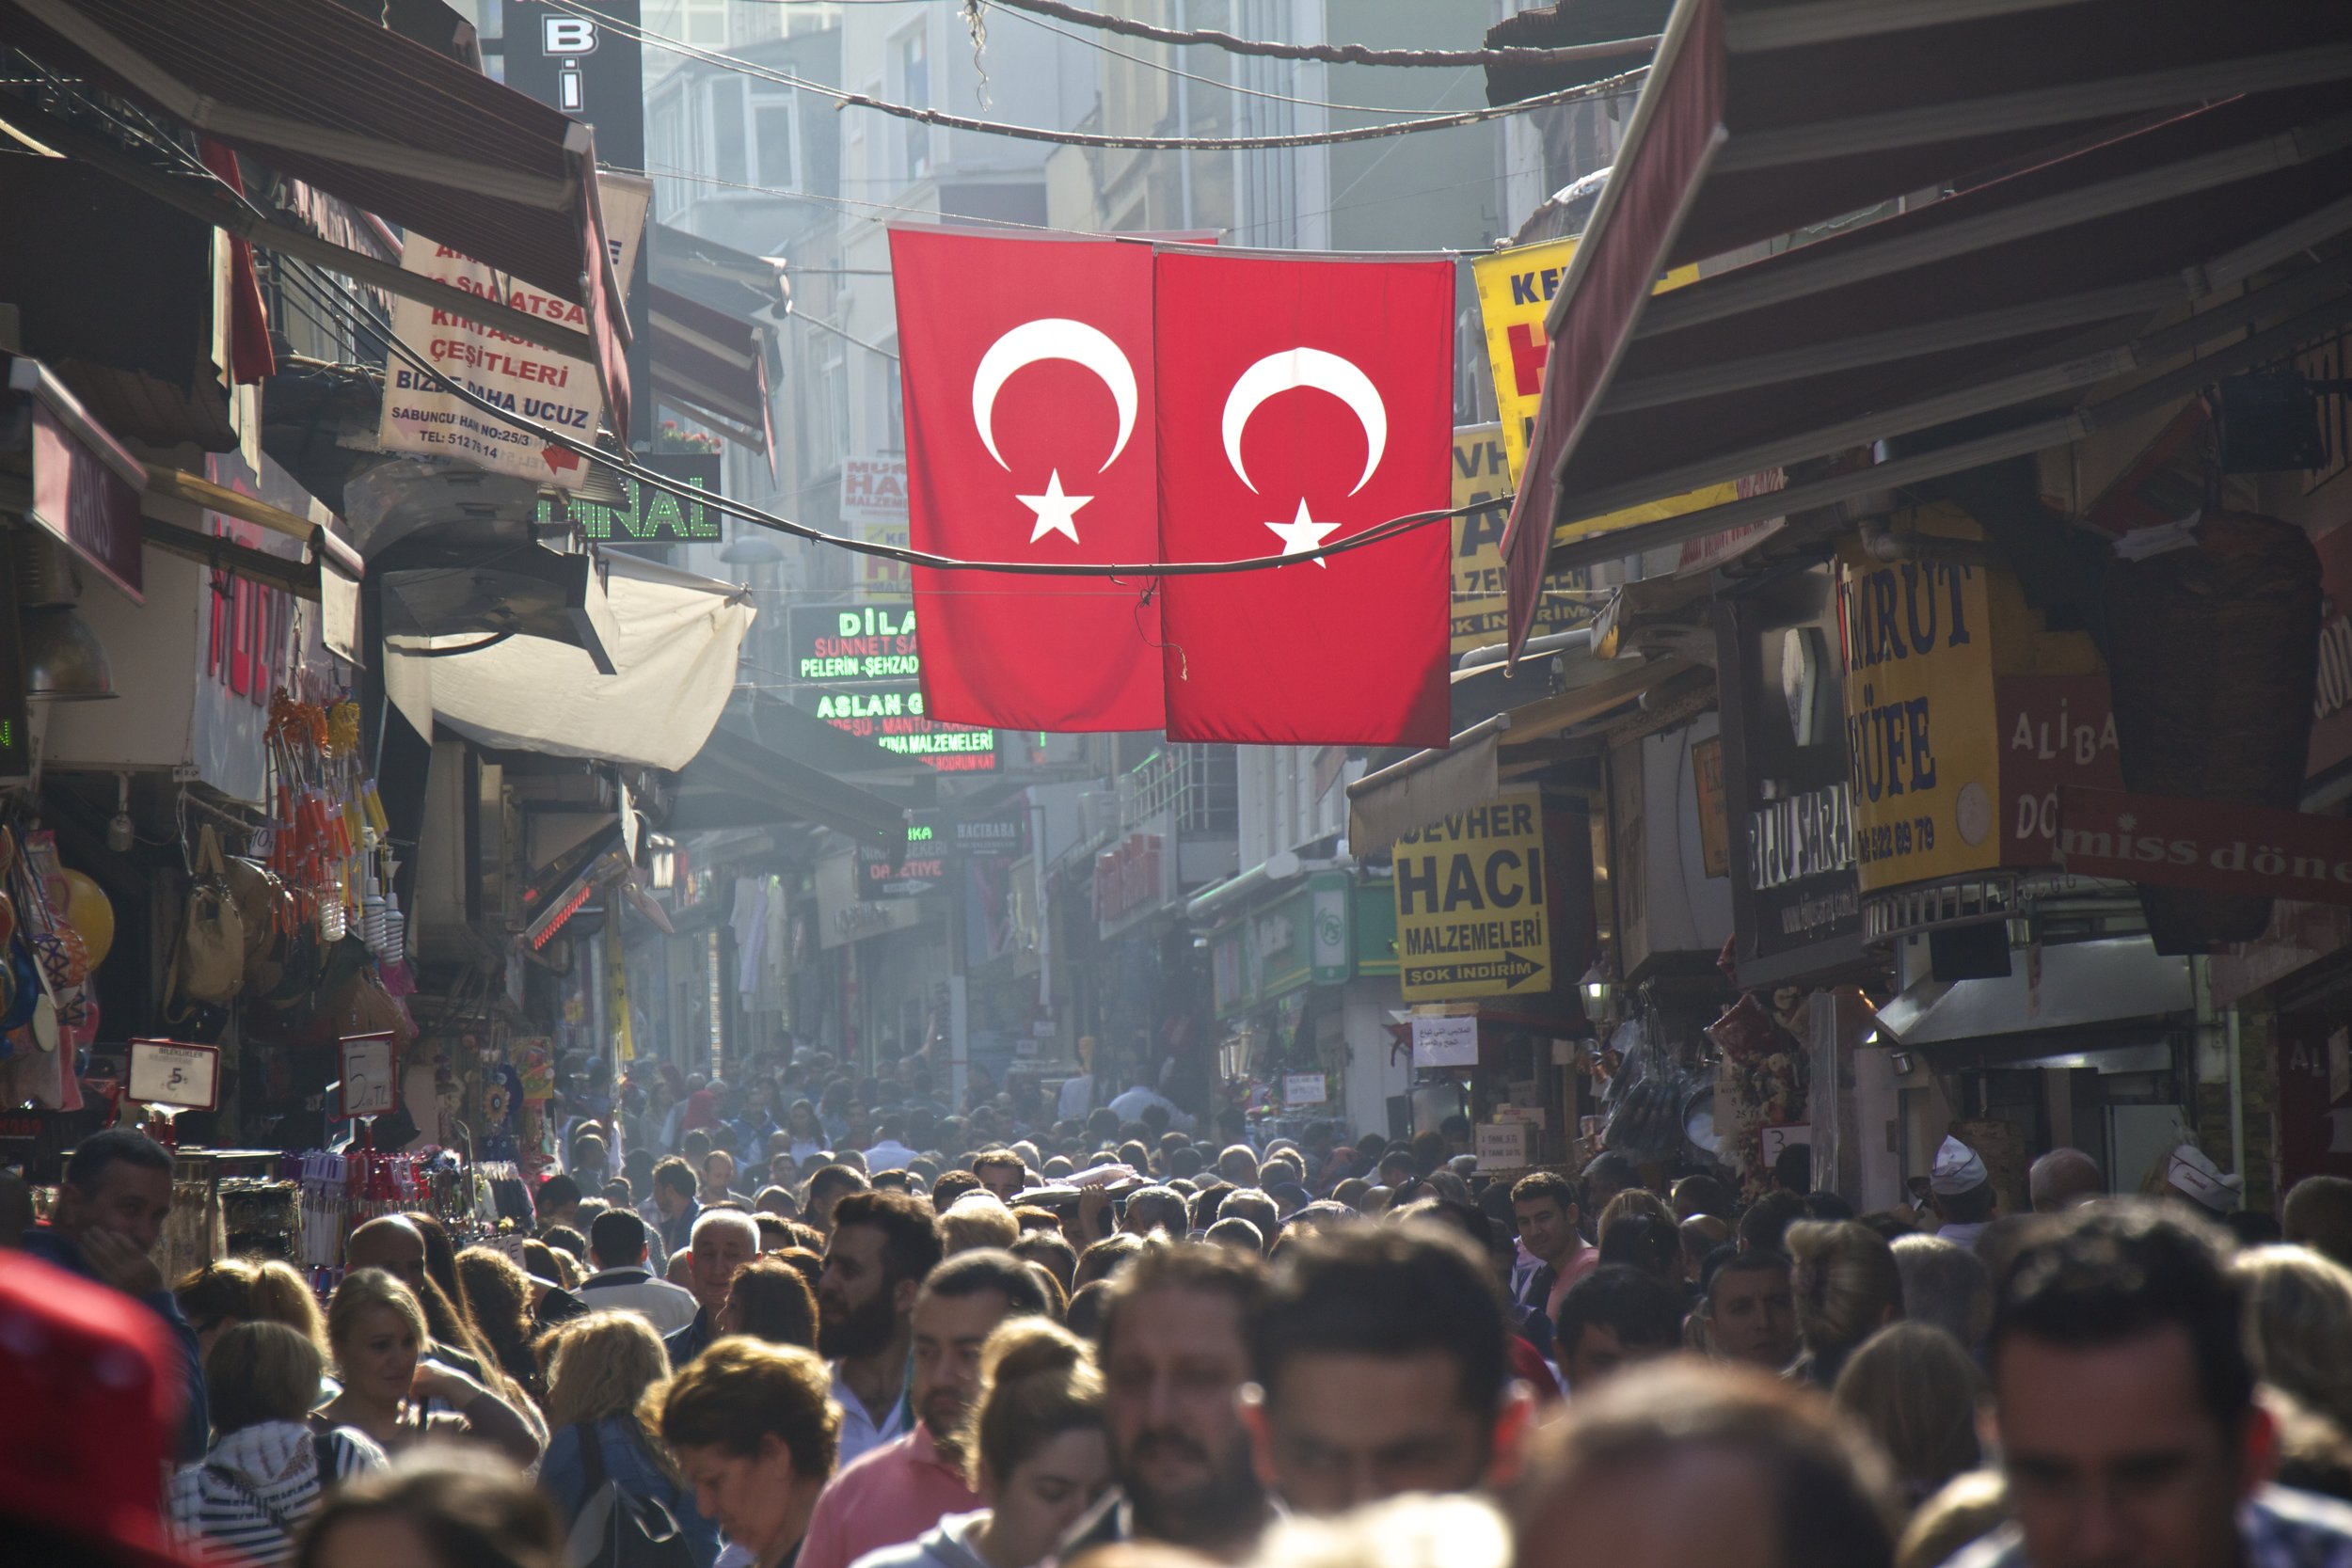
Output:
[563, 1423, 698, 1568]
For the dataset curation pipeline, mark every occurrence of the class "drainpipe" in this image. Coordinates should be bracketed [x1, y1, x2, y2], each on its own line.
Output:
[2226, 1005, 2246, 1186]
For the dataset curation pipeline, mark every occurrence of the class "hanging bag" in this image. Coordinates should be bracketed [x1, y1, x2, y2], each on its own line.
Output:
[563, 1422, 696, 1568]
[172, 824, 246, 1006]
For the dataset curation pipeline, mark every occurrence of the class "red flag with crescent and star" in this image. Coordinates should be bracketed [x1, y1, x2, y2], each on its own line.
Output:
[1152, 248, 1454, 746]
[890, 228, 1166, 732]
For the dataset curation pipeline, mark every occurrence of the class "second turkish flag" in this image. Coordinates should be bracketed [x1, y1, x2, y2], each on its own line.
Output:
[1154, 248, 1454, 747]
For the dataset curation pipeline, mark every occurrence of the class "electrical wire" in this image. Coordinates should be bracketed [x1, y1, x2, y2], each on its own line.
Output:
[968, 0, 1661, 71]
[788, 305, 900, 360]
[982, 1, 1446, 119]
[42, 78, 1505, 579]
[551, 0, 1648, 151]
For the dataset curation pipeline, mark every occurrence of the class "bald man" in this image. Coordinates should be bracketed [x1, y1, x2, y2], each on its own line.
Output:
[2026, 1148, 2104, 1213]
[345, 1214, 488, 1382]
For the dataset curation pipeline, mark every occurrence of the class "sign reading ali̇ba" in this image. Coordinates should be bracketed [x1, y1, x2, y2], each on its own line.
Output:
[1393, 788, 1552, 1002]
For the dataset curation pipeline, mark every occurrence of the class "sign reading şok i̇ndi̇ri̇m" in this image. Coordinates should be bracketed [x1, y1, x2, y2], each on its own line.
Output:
[1392, 788, 1552, 1002]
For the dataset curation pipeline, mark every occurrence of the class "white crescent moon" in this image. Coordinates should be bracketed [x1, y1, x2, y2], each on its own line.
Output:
[1220, 347, 1388, 496]
[971, 318, 1138, 473]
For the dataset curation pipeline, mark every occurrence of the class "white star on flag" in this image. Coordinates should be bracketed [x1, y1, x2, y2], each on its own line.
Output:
[1017, 469, 1091, 544]
[1264, 499, 1340, 566]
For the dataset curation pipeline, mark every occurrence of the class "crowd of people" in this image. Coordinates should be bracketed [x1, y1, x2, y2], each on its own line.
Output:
[12, 1083, 2352, 1568]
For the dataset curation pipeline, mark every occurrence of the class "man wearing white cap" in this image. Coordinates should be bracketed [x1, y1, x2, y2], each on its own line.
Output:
[1930, 1135, 1998, 1251]
[2164, 1143, 2242, 1218]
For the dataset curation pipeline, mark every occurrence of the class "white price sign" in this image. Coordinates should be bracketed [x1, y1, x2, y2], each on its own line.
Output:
[1474, 1120, 1532, 1172]
[1411, 1012, 1479, 1069]
[339, 1033, 399, 1119]
[1283, 1073, 1327, 1106]
[128, 1039, 221, 1111]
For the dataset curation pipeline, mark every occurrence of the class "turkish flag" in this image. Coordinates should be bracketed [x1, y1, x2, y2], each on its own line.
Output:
[1153, 249, 1454, 746]
[891, 230, 1165, 732]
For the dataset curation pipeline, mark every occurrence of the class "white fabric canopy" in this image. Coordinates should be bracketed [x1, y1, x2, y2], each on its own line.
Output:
[391, 551, 754, 772]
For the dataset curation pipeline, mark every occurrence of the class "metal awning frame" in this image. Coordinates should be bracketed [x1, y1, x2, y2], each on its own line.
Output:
[0, 92, 603, 365]
[1551, 264, 2352, 571]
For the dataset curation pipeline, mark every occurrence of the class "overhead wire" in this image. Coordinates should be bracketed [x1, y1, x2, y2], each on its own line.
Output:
[548, 0, 1648, 151]
[26, 71, 1510, 580]
[966, 0, 1660, 71]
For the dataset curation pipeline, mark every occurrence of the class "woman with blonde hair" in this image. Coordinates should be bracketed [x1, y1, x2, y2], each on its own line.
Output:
[1832, 1322, 1984, 1508]
[857, 1317, 1112, 1568]
[535, 1311, 720, 1566]
[173, 1322, 388, 1566]
[316, 1268, 541, 1465]
[2235, 1243, 2352, 1433]
[1787, 1219, 1905, 1387]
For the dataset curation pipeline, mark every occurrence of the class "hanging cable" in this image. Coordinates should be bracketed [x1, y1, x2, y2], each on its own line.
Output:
[38, 77, 1505, 580]
[967, 0, 1660, 71]
[547, 0, 1646, 151]
[788, 305, 900, 361]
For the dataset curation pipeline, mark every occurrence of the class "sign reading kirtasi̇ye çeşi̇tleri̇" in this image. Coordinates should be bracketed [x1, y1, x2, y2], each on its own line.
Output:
[376, 231, 605, 486]
[1393, 787, 1552, 1002]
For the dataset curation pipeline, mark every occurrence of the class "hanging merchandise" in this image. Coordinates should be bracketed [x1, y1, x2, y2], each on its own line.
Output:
[170, 824, 246, 1007]
[607, 927, 634, 1065]
[0, 828, 91, 1111]
[263, 693, 407, 974]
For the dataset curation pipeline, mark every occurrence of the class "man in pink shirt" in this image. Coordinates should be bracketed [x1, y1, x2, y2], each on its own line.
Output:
[1511, 1171, 1600, 1328]
[793, 1249, 1052, 1568]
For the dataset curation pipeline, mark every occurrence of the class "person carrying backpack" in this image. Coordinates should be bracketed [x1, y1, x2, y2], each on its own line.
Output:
[537, 1311, 720, 1568]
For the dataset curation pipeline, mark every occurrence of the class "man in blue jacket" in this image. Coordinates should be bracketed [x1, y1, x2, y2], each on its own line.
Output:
[23, 1127, 208, 1460]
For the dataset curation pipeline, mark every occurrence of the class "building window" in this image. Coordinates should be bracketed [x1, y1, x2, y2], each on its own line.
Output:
[896, 26, 930, 183]
[752, 87, 799, 190]
[710, 78, 748, 186]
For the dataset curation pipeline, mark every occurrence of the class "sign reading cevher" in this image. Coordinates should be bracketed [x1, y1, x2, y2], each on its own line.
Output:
[1451, 423, 1591, 655]
[1394, 788, 1552, 1001]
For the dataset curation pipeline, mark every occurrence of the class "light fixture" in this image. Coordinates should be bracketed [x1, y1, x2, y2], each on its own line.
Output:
[20, 604, 114, 700]
[719, 535, 785, 567]
[1581, 960, 1612, 1007]
[106, 773, 133, 852]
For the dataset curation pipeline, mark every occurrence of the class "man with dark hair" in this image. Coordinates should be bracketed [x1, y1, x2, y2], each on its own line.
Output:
[1705, 1250, 1798, 1370]
[1581, 1152, 1642, 1221]
[1220, 1188, 1279, 1246]
[1242, 1221, 1529, 1514]
[1671, 1173, 1735, 1221]
[1770, 1142, 1813, 1196]
[819, 1189, 945, 1469]
[650, 1155, 701, 1257]
[1065, 1242, 1273, 1560]
[798, 1249, 1048, 1568]
[1738, 1189, 1807, 1255]
[1951, 1204, 2352, 1568]
[971, 1148, 1026, 1206]
[580, 1207, 698, 1334]
[1121, 1185, 1191, 1238]
[1512, 1171, 1597, 1331]
[2283, 1175, 2352, 1271]
[535, 1171, 583, 1236]
[1554, 1264, 1684, 1394]
[805, 1163, 871, 1238]
[25, 1128, 207, 1460]
[2028, 1148, 2106, 1215]
[1512, 1358, 1900, 1568]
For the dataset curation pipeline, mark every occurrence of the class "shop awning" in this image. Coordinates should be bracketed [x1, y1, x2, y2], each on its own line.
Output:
[1346, 655, 1691, 847]
[670, 719, 920, 849]
[1502, 0, 2352, 655]
[0, 0, 630, 427]
[650, 285, 776, 463]
[389, 553, 755, 773]
[1875, 936, 2192, 1054]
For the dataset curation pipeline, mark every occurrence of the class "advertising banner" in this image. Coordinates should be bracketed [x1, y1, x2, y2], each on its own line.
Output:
[1836, 512, 2000, 894]
[2059, 786, 2352, 906]
[1451, 423, 1591, 655]
[787, 599, 997, 771]
[376, 230, 606, 485]
[1393, 787, 1553, 1001]
[1471, 238, 1740, 548]
[842, 453, 910, 526]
